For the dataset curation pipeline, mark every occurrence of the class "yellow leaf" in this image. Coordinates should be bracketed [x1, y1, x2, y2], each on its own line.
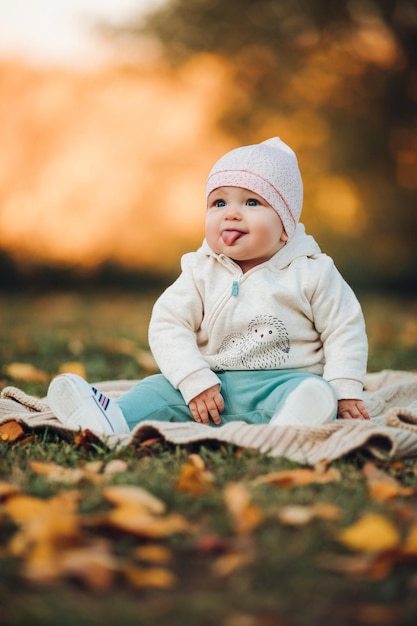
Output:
[5, 362, 47, 383]
[107, 507, 191, 538]
[103, 484, 166, 514]
[338, 514, 401, 553]
[253, 467, 340, 488]
[57, 362, 87, 378]
[124, 564, 177, 588]
[0, 420, 25, 442]
[134, 544, 172, 564]
[223, 482, 263, 536]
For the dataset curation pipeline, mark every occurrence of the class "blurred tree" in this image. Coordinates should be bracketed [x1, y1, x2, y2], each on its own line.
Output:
[117, 0, 417, 290]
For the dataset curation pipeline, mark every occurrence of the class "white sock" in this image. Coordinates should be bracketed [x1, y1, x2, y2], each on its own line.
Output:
[270, 378, 337, 427]
[47, 373, 130, 435]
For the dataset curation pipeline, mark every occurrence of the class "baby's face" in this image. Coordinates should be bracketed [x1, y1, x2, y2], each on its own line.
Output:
[206, 186, 288, 273]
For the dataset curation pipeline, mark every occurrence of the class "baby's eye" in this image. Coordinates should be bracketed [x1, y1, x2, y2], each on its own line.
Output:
[214, 199, 226, 207]
[246, 198, 260, 206]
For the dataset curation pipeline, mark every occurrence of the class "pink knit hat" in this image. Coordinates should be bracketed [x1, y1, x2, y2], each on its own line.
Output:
[205, 137, 303, 238]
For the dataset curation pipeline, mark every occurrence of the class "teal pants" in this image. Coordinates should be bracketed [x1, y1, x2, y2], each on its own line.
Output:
[116, 370, 336, 430]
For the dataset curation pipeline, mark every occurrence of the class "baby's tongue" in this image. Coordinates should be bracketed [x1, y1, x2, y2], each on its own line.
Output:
[222, 230, 242, 245]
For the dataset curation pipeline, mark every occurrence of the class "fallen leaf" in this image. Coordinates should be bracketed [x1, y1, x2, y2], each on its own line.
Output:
[30, 460, 85, 484]
[5, 362, 47, 383]
[402, 521, 417, 555]
[211, 551, 253, 577]
[58, 543, 118, 590]
[175, 455, 215, 496]
[134, 544, 172, 564]
[363, 462, 414, 501]
[253, 467, 341, 488]
[103, 459, 128, 475]
[0, 420, 26, 443]
[57, 361, 87, 378]
[106, 508, 191, 538]
[123, 563, 177, 588]
[103, 484, 166, 514]
[318, 552, 396, 579]
[338, 514, 401, 553]
[277, 503, 343, 526]
[74, 429, 99, 448]
[223, 482, 263, 536]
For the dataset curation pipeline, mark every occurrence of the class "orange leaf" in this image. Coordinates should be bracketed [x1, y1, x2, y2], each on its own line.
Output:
[175, 457, 215, 496]
[211, 551, 253, 577]
[318, 552, 396, 579]
[107, 508, 190, 538]
[253, 467, 341, 488]
[5, 362, 47, 383]
[0, 420, 25, 442]
[363, 462, 414, 501]
[223, 482, 263, 536]
[338, 514, 401, 553]
[58, 544, 118, 590]
[124, 564, 176, 588]
[134, 544, 172, 564]
[403, 522, 417, 555]
[103, 484, 166, 514]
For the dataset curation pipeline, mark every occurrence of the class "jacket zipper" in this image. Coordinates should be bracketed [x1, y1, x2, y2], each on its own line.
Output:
[231, 274, 242, 296]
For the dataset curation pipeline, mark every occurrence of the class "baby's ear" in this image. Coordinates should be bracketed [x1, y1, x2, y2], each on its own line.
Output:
[280, 232, 289, 242]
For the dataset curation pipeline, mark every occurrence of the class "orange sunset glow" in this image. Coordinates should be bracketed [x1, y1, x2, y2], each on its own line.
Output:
[0, 56, 236, 274]
[0, 4, 415, 286]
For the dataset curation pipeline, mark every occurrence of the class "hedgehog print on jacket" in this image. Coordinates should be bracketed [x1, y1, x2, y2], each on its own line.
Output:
[213, 315, 290, 369]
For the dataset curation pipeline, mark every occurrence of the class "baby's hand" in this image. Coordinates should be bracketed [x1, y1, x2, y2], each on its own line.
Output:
[188, 384, 224, 425]
[337, 398, 370, 420]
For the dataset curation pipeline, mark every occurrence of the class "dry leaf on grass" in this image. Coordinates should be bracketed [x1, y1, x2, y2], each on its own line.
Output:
[362, 462, 414, 501]
[103, 484, 166, 514]
[123, 563, 177, 588]
[338, 513, 401, 553]
[223, 482, 263, 536]
[0, 420, 25, 442]
[277, 503, 343, 526]
[211, 551, 253, 577]
[252, 467, 341, 488]
[5, 362, 47, 383]
[175, 454, 215, 496]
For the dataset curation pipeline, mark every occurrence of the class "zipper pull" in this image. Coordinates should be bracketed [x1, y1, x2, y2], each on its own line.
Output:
[231, 280, 239, 296]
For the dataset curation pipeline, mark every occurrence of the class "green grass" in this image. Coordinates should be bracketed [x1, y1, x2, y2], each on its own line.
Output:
[1, 290, 417, 626]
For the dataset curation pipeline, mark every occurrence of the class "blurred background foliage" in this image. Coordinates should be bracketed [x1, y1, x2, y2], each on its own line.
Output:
[0, 0, 416, 292]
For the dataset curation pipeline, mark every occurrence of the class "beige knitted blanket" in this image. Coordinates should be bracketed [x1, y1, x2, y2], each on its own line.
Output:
[2, 369, 417, 464]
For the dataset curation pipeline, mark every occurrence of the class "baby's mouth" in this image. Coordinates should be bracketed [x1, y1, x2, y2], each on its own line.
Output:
[221, 230, 245, 245]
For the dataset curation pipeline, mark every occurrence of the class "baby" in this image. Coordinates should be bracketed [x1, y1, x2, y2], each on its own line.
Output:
[48, 137, 370, 434]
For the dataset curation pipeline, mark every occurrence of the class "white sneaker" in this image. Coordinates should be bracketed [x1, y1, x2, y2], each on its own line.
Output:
[47, 373, 130, 435]
[270, 378, 337, 427]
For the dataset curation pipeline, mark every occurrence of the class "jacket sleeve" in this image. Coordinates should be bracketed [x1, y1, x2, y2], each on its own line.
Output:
[309, 256, 368, 400]
[148, 254, 221, 405]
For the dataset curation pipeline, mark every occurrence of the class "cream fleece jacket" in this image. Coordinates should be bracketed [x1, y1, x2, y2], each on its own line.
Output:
[149, 224, 368, 405]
